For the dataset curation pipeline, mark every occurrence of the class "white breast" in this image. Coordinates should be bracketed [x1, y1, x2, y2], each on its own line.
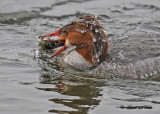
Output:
[63, 50, 93, 70]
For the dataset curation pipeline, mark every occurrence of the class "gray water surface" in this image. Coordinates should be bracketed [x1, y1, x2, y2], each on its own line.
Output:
[0, 0, 160, 114]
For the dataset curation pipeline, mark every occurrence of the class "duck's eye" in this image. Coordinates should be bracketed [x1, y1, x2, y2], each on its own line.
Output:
[61, 29, 68, 36]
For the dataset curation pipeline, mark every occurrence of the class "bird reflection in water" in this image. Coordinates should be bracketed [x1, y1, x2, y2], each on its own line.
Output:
[37, 71, 105, 113]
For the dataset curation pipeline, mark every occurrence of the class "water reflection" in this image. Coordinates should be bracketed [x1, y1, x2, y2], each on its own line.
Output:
[37, 57, 106, 113]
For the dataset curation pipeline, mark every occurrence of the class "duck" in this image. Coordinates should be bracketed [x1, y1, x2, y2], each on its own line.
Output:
[39, 16, 160, 78]
[39, 16, 109, 70]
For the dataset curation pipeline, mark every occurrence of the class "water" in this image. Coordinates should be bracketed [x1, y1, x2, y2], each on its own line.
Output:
[0, 0, 160, 114]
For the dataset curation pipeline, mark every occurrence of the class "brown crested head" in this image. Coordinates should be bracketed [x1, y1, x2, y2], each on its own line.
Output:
[59, 16, 109, 64]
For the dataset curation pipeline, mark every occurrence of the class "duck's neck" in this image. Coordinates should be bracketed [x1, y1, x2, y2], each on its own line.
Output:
[63, 46, 94, 70]
[76, 45, 94, 64]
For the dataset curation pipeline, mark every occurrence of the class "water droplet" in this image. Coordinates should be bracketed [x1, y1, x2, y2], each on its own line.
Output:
[35, 50, 40, 58]
[95, 29, 99, 33]
[93, 38, 96, 42]
[102, 39, 107, 42]
[76, 29, 86, 33]
[97, 58, 100, 62]
[144, 74, 148, 77]
[150, 72, 153, 76]
[95, 54, 99, 58]
[153, 70, 157, 75]
[90, 26, 93, 30]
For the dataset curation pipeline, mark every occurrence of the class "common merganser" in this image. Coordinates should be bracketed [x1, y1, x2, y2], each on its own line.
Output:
[39, 16, 109, 70]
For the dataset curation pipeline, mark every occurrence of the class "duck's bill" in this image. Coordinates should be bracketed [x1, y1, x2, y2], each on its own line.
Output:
[39, 29, 66, 58]
[39, 29, 61, 38]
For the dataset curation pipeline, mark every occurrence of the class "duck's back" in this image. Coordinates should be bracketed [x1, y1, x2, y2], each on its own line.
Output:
[89, 34, 160, 78]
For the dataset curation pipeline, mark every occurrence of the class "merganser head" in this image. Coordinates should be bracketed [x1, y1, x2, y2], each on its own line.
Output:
[39, 16, 109, 69]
